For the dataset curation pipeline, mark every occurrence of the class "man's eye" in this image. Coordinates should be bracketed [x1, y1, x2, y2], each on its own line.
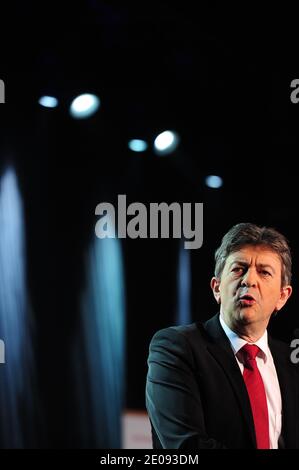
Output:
[232, 267, 244, 273]
[261, 270, 271, 276]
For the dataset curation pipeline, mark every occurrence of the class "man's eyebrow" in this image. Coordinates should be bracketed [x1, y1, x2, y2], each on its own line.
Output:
[257, 263, 276, 273]
[228, 260, 276, 273]
[228, 260, 248, 268]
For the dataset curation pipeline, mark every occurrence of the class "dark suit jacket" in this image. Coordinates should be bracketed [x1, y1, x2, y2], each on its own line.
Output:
[146, 314, 299, 449]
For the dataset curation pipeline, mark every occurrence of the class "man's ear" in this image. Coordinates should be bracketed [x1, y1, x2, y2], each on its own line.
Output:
[210, 277, 221, 304]
[275, 285, 292, 312]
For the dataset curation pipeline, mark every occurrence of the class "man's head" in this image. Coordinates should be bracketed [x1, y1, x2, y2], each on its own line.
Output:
[213, 223, 292, 287]
[210, 223, 293, 339]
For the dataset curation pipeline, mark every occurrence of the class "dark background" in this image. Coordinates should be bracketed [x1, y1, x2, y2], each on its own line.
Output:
[1, 1, 299, 448]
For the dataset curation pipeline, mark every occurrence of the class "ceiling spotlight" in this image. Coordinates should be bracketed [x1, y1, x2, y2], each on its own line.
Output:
[38, 96, 59, 108]
[128, 139, 148, 152]
[154, 130, 180, 155]
[70, 93, 100, 119]
[205, 175, 223, 189]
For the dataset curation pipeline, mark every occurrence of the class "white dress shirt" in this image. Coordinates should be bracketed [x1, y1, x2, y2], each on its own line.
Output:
[219, 315, 282, 449]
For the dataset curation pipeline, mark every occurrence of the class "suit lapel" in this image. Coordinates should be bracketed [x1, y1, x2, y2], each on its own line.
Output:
[203, 314, 256, 447]
[269, 337, 298, 449]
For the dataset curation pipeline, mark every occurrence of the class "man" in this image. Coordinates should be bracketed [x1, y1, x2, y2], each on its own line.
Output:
[146, 223, 299, 449]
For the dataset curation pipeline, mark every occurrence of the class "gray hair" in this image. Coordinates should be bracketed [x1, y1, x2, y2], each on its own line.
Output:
[214, 223, 292, 286]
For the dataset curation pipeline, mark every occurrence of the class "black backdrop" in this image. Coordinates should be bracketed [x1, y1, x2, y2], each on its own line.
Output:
[1, 1, 299, 448]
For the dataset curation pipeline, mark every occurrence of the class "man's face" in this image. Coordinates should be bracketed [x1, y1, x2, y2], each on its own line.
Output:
[211, 245, 292, 331]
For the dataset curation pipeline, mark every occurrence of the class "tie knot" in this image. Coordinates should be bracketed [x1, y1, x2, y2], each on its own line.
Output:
[242, 343, 260, 361]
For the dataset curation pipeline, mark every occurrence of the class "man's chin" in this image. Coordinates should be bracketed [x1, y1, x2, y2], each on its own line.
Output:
[236, 307, 257, 323]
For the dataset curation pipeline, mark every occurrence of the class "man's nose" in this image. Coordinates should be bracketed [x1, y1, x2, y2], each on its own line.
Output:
[241, 269, 257, 287]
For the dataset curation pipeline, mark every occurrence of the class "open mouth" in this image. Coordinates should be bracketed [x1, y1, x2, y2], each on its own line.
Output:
[238, 294, 256, 306]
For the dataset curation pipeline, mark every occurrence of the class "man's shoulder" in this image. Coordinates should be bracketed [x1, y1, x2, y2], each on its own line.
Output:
[151, 322, 196, 342]
[150, 317, 215, 347]
[148, 321, 212, 368]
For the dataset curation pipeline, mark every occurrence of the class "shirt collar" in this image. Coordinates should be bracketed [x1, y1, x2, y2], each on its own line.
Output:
[219, 314, 268, 362]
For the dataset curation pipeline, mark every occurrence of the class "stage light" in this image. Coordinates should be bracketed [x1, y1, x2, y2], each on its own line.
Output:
[70, 93, 100, 119]
[75, 229, 125, 447]
[175, 240, 191, 325]
[128, 139, 148, 152]
[205, 175, 223, 188]
[153, 130, 179, 155]
[0, 166, 37, 447]
[38, 96, 59, 108]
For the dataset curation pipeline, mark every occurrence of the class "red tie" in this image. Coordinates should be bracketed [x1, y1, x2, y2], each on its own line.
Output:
[241, 344, 270, 449]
